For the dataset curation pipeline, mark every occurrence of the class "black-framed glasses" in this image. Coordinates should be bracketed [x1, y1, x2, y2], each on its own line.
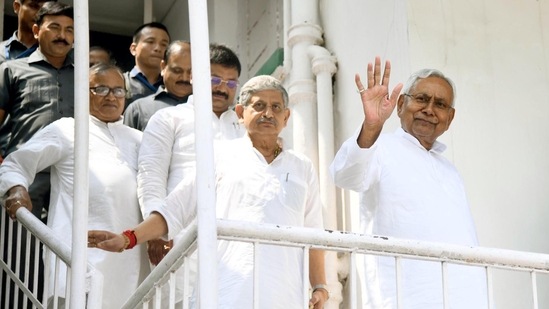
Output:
[211, 76, 239, 89]
[90, 86, 127, 98]
[403, 93, 452, 111]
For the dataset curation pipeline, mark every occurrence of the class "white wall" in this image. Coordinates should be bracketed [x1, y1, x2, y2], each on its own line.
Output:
[321, 0, 549, 307]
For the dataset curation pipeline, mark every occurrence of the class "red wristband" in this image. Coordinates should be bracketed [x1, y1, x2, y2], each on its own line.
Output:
[122, 230, 137, 250]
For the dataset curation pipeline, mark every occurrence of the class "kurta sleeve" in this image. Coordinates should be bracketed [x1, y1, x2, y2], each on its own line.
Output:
[152, 175, 197, 240]
[137, 110, 176, 217]
[0, 121, 69, 195]
[329, 126, 379, 192]
[303, 159, 324, 229]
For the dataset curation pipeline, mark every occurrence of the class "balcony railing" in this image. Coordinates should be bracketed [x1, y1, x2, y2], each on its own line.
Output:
[2, 209, 549, 308]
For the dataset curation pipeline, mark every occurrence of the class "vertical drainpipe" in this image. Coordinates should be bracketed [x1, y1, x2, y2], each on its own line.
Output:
[287, 1, 341, 308]
[308, 46, 342, 309]
[287, 0, 322, 171]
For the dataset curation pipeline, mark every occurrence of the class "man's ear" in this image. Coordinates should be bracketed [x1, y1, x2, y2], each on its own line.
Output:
[235, 104, 244, 119]
[32, 24, 40, 39]
[13, 1, 20, 14]
[283, 108, 291, 126]
[129, 43, 137, 56]
[396, 95, 405, 116]
[160, 60, 167, 76]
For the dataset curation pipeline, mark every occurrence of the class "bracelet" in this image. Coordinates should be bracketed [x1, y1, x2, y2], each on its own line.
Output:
[312, 283, 329, 300]
[119, 234, 130, 252]
[122, 230, 137, 250]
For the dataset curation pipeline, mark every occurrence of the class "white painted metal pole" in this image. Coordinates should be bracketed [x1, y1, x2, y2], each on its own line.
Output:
[71, 1, 90, 308]
[187, 0, 218, 308]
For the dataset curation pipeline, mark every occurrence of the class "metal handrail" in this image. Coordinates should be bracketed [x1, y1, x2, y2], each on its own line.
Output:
[8, 207, 103, 308]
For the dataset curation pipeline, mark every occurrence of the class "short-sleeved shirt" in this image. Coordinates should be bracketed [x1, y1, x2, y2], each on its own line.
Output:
[0, 48, 74, 156]
[123, 86, 189, 131]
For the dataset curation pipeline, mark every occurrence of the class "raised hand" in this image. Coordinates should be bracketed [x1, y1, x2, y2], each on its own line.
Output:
[356, 56, 403, 127]
[355, 57, 403, 148]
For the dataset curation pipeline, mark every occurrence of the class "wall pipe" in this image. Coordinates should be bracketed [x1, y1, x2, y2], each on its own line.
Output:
[308, 45, 342, 309]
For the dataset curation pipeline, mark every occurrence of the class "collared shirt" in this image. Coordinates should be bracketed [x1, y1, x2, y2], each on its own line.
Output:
[123, 66, 163, 106]
[155, 135, 324, 309]
[0, 116, 149, 309]
[330, 127, 487, 308]
[123, 86, 190, 131]
[0, 31, 39, 156]
[138, 94, 245, 216]
[0, 48, 74, 156]
[0, 31, 37, 63]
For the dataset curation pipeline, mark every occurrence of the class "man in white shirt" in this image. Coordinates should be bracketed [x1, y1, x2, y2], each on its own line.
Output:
[330, 57, 487, 308]
[89, 75, 328, 309]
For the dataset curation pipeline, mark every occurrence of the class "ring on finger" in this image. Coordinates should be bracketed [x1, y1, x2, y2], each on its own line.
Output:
[358, 88, 366, 93]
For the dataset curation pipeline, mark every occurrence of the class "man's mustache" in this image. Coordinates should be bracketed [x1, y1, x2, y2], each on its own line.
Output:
[175, 80, 192, 86]
[212, 91, 228, 100]
[53, 39, 70, 45]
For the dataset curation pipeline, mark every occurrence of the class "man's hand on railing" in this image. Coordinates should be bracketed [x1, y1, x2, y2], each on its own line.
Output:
[3, 185, 32, 220]
[147, 239, 172, 265]
[309, 286, 329, 309]
[88, 230, 126, 252]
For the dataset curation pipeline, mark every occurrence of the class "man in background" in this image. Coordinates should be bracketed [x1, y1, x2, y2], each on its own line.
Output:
[124, 22, 170, 106]
[124, 40, 192, 131]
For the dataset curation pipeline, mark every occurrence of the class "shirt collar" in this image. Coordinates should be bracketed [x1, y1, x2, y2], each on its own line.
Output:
[396, 127, 446, 153]
[28, 48, 74, 67]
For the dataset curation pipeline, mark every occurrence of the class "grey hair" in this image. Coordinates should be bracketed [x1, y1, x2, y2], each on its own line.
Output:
[89, 63, 124, 84]
[238, 75, 289, 107]
[401, 69, 457, 107]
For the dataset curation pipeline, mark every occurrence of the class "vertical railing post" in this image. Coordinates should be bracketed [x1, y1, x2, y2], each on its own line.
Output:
[71, 1, 90, 308]
[188, 0, 218, 308]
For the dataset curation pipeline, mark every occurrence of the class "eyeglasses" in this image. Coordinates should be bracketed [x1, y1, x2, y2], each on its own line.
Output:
[211, 76, 239, 89]
[89, 86, 127, 98]
[248, 102, 286, 114]
[403, 93, 452, 111]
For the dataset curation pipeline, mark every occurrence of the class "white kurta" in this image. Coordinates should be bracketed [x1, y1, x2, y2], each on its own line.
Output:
[137, 95, 245, 216]
[156, 136, 324, 309]
[330, 127, 487, 309]
[0, 116, 149, 309]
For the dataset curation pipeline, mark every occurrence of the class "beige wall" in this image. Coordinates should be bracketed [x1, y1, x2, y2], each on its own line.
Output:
[321, 0, 549, 307]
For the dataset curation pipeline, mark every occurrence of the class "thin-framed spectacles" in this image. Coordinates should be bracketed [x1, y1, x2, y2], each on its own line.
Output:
[90, 86, 127, 98]
[211, 76, 239, 89]
[248, 102, 286, 114]
[403, 93, 452, 111]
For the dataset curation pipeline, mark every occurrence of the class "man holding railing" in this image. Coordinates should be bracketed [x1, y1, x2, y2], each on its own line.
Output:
[330, 57, 488, 308]
[88, 75, 329, 309]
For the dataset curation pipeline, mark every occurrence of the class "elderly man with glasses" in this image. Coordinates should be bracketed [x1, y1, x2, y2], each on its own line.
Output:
[88, 75, 328, 309]
[330, 57, 488, 308]
[1, 63, 149, 308]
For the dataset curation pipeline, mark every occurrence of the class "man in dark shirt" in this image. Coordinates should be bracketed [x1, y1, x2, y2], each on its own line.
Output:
[0, 0, 54, 161]
[124, 22, 170, 106]
[0, 2, 74, 306]
[124, 40, 192, 131]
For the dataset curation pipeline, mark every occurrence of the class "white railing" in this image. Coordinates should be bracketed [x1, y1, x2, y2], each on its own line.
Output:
[121, 219, 549, 309]
[4, 212, 549, 309]
[0, 208, 102, 309]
